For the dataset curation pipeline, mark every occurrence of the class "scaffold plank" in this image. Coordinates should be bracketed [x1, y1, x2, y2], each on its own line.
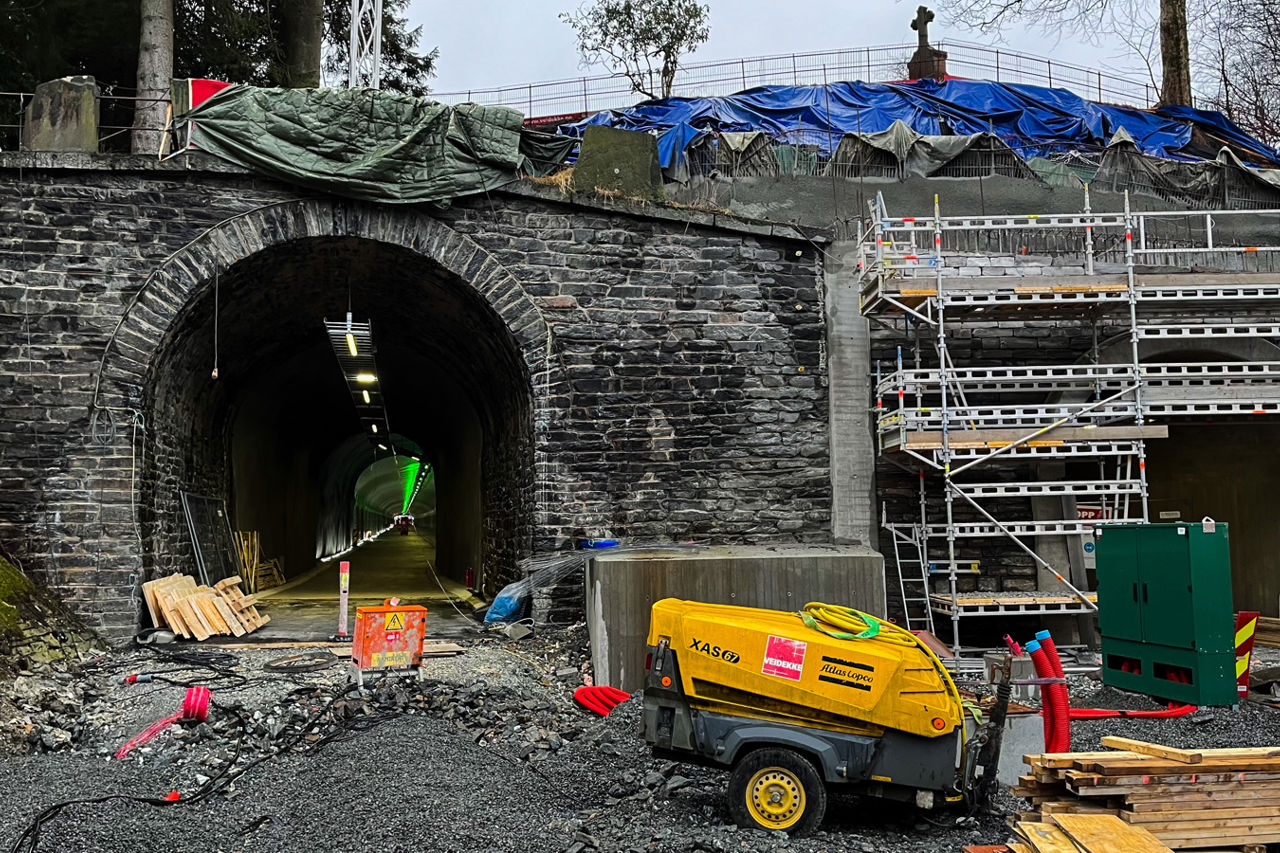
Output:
[885, 425, 1168, 451]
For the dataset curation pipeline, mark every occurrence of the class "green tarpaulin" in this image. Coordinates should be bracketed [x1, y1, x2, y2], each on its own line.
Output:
[183, 85, 526, 203]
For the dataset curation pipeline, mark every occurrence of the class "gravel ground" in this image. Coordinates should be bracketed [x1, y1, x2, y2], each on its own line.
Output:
[4, 630, 1280, 853]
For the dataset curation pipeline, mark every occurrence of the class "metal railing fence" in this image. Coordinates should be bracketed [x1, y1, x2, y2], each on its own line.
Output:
[0, 91, 167, 153]
[433, 40, 1157, 121]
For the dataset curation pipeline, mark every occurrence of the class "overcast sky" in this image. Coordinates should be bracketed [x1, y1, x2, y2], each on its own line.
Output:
[405, 1, 1155, 100]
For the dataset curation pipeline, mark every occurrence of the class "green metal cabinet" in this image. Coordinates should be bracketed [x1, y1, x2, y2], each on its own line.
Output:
[1094, 521, 1237, 706]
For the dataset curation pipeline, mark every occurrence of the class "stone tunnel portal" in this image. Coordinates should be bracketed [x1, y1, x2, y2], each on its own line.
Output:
[141, 235, 534, 603]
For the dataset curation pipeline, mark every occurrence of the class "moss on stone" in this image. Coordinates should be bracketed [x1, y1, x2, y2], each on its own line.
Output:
[0, 556, 32, 632]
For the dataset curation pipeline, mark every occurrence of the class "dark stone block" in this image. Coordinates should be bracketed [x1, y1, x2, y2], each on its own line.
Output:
[572, 127, 664, 203]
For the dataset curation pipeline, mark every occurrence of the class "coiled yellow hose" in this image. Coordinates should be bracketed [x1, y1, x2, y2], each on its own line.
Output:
[797, 602, 963, 703]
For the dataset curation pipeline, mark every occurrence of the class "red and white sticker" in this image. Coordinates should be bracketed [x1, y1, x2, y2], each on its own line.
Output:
[762, 635, 807, 681]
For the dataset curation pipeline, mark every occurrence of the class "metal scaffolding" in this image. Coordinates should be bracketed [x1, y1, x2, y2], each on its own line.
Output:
[859, 193, 1280, 657]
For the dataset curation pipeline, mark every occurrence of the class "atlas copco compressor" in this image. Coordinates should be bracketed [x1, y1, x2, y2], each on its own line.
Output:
[642, 599, 1011, 834]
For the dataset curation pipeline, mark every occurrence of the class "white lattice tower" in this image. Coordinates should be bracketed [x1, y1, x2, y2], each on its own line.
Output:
[349, 0, 383, 89]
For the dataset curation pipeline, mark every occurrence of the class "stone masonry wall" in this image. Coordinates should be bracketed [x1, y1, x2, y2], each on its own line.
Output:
[0, 155, 832, 635]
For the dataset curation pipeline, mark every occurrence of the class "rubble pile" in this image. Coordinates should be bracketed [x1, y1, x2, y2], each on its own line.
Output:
[0, 555, 107, 754]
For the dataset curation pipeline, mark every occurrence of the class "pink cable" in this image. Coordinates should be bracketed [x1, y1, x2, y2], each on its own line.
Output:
[115, 687, 211, 760]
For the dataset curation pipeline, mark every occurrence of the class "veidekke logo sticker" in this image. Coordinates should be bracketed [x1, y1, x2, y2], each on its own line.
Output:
[762, 635, 807, 680]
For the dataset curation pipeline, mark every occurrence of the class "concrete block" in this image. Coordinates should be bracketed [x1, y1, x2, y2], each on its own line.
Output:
[586, 544, 885, 691]
[22, 77, 99, 153]
[573, 126, 664, 202]
[963, 710, 1045, 787]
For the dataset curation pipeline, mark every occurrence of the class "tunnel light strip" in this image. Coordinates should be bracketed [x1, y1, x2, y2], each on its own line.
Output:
[319, 522, 395, 563]
[324, 313, 394, 448]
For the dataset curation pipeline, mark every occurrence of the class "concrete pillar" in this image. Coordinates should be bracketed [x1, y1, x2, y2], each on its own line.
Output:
[825, 240, 877, 547]
[21, 77, 99, 153]
[1031, 460, 1096, 646]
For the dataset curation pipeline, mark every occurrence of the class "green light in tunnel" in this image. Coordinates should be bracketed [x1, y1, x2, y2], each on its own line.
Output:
[402, 459, 421, 515]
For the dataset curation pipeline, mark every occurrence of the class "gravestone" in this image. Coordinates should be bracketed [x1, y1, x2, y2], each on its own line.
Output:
[21, 76, 100, 152]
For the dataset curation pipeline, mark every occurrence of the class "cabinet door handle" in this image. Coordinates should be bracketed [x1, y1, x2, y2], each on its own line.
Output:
[1142, 583, 1149, 603]
[1132, 583, 1138, 602]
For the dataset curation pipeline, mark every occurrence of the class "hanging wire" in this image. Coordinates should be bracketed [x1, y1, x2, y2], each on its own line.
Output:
[211, 267, 220, 380]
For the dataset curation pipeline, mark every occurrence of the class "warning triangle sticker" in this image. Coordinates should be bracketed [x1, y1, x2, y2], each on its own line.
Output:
[385, 612, 405, 631]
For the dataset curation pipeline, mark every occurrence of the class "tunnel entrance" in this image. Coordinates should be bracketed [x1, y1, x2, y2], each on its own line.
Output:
[140, 235, 536, 628]
[1145, 422, 1280, 617]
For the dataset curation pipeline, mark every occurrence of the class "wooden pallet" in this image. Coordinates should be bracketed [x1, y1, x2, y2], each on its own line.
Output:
[1015, 739, 1280, 849]
[143, 573, 270, 640]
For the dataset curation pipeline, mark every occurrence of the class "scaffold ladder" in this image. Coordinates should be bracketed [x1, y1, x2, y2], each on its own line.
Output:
[887, 519, 935, 635]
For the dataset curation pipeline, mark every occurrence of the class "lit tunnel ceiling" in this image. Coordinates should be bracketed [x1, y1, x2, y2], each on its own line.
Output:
[353, 439, 436, 519]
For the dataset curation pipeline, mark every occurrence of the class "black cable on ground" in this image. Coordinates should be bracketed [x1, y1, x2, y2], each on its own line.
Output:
[8, 685, 353, 853]
[10, 671, 587, 852]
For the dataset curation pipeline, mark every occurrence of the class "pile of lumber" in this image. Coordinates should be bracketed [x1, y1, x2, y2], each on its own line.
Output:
[142, 573, 271, 641]
[1256, 615, 1280, 647]
[1013, 736, 1280, 849]
[233, 530, 285, 593]
[1000, 813, 1176, 853]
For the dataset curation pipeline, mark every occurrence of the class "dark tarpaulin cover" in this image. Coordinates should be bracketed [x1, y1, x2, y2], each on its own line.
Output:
[184, 85, 525, 203]
[564, 78, 1280, 168]
[518, 129, 578, 176]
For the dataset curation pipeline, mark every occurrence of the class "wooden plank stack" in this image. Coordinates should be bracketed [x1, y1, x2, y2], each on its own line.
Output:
[233, 530, 285, 593]
[1014, 737, 1280, 849]
[142, 573, 271, 640]
[1255, 615, 1280, 648]
[1009, 814, 1175, 853]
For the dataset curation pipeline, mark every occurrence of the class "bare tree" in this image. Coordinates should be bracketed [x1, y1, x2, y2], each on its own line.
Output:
[939, 0, 1192, 106]
[132, 0, 174, 154]
[1196, 0, 1280, 145]
[561, 0, 711, 100]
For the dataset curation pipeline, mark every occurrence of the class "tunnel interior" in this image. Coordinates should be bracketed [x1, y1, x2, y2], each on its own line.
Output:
[140, 236, 534, 598]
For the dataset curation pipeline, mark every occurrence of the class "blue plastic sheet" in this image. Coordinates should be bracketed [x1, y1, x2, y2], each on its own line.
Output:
[657, 122, 708, 168]
[563, 78, 1280, 167]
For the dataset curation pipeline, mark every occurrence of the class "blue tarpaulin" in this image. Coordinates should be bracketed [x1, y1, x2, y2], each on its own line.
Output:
[657, 121, 709, 168]
[562, 77, 1280, 167]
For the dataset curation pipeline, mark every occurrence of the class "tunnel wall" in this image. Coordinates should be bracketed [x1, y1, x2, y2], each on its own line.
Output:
[0, 154, 832, 635]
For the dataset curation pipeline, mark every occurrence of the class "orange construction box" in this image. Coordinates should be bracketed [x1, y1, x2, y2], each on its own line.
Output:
[352, 598, 428, 672]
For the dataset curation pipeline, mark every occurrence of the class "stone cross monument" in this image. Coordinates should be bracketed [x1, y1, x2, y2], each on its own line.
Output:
[907, 6, 949, 81]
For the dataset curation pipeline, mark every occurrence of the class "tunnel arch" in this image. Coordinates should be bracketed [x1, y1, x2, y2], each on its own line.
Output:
[92, 200, 568, 597]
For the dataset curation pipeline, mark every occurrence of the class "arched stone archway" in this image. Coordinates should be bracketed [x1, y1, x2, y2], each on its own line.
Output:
[74, 200, 572, 629]
[93, 200, 560, 407]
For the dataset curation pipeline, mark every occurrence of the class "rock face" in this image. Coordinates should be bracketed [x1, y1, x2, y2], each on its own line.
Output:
[0, 555, 105, 754]
[0, 156, 833, 636]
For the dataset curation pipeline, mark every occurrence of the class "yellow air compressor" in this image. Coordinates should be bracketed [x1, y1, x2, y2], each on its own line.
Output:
[642, 599, 1010, 834]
